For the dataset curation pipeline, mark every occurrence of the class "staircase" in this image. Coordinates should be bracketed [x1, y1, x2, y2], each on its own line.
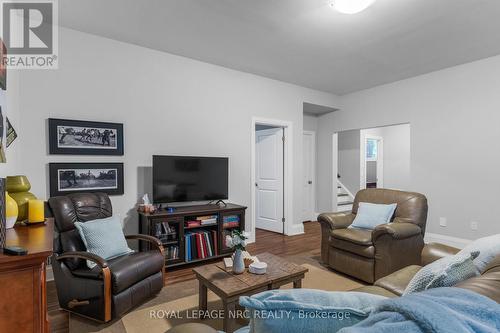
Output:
[337, 181, 354, 212]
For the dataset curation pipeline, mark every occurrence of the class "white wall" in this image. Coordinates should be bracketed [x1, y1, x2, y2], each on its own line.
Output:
[303, 114, 318, 132]
[361, 124, 411, 190]
[15, 28, 339, 239]
[318, 54, 500, 240]
[337, 129, 361, 195]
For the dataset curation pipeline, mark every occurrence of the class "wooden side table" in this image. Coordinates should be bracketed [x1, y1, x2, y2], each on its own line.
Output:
[193, 252, 308, 333]
[0, 219, 53, 333]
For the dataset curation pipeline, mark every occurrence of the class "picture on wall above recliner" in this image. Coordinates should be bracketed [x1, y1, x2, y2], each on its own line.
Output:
[48, 118, 124, 155]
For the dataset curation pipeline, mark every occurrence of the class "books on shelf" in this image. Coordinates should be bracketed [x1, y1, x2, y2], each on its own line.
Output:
[185, 230, 218, 262]
[165, 246, 179, 260]
[185, 220, 201, 228]
[185, 214, 218, 228]
[155, 221, 178, 243]
[223, 215, 240, 223]
[223, 215, 240, 228]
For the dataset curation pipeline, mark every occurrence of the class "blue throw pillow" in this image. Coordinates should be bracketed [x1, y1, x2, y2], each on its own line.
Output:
[349, 202, 397, 230]
[457, 234, 500, 273]
[239, 289, 387, 333]
[403, 251, 480, 295]
[75, 216, 133, 269]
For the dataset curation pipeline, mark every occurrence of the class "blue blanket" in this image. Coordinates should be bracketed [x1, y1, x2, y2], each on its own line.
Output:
[339, 287, 500, 333]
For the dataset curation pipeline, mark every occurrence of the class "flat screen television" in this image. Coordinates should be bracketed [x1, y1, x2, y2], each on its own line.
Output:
[153, 155, 229, 204]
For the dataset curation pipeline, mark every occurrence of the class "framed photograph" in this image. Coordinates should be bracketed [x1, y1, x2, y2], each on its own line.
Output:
[49, 163, 124, 197]
[0, 39, 6, 91]
[49, 118, 124, 155]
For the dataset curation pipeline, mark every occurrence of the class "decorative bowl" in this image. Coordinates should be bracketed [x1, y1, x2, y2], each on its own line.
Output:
[6, 175, 32, 193]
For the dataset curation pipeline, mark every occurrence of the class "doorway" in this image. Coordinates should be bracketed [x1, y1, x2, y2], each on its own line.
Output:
[332, 123, 410, 212]
[363, 136, 383, 189]
[255, 126, 284, 233]
[302, 131, 316, 221]
[251, 118, 293, 239]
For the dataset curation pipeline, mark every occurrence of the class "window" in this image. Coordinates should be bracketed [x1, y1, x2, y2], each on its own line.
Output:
[366, 139, 378, 161]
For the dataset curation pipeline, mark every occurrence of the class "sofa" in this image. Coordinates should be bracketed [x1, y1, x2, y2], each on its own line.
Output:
[168, 242, 500, 332]
[318, 188, 428, 283]
[353, 242, 500, 301]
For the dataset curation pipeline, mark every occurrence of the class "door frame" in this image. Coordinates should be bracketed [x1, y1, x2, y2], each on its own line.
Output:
[255, 127, 284, 234]
[251, 117, 294, 242]
[360, 134, 384, 189]
[302, 130, 316, 221]
[332, 133, 338, 211]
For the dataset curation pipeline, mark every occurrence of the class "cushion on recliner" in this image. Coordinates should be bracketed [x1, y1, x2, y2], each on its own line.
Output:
[374, 265, 422, 296]
[75, 216, 134, 269]
[331, 228, 373, 246]
[72, 250, 164, 294]
[331, 238, 375, 258]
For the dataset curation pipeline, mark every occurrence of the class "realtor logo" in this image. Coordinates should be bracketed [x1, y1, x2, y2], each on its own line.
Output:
[1, 0, 58, 69]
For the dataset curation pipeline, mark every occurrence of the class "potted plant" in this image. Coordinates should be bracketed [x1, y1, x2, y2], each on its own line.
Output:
[225, 230, 248, 274]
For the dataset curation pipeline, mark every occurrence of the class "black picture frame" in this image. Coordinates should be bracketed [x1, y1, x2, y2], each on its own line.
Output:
[48, 118, 124, 155]
[49, 162, 124, 197]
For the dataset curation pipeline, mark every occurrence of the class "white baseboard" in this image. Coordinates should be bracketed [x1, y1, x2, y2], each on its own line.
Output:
[288, 222, 304, 236]
[424, 232, 472, 249]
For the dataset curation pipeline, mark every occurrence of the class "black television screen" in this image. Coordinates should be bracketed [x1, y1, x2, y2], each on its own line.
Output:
[153, 155, 228, 203]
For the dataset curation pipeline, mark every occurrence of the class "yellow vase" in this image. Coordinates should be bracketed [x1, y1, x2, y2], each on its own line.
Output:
[5, 191, 18, 229]
[10, 191, 37, 221]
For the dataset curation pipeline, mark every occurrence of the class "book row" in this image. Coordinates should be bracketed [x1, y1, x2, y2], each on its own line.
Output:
[184, 230, 218, 262]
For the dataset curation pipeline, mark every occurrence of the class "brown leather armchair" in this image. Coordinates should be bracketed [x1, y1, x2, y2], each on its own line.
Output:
[318, 189, 428, 283]
[48, 193, 165, 322]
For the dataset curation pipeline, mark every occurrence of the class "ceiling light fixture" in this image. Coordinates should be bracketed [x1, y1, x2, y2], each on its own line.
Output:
[329, 0, 376, 14]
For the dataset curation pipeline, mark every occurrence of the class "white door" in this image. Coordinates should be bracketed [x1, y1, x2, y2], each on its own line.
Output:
[255, 128, 284, 233]
[302, 131, 316, 221]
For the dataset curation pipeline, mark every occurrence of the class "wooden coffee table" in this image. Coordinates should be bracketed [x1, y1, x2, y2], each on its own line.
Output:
[192, 252, 308, 333]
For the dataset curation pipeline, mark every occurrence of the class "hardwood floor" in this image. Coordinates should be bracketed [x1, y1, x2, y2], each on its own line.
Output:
[47, 221, 321, 332]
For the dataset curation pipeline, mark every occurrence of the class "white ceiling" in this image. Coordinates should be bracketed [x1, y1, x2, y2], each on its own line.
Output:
[59, 0, 500, 95]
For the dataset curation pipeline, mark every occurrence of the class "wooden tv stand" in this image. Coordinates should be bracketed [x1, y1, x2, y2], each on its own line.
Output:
[138, 203, 246, 268]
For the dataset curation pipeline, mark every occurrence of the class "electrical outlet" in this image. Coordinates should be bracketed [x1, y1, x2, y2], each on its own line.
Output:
[439, 217, 447, 227]
[470, 221, 478, 231]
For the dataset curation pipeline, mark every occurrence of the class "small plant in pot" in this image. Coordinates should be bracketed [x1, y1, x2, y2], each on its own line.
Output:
[225, 230, 248, 274]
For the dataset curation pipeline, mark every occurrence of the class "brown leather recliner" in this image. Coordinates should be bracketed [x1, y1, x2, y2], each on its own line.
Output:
[48, 193, 165, 322]
[318, 189, 428, 283]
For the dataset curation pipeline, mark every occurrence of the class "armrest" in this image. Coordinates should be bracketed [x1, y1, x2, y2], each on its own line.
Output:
[318, 212, 355, 230]
[56, 251, 112, 322]
[56, 251, 108, 268]
[421, 242, 460, 266]
[372, 222, 421, 242]
[125, 234, 163, 252]
[126, 234, 165, 286]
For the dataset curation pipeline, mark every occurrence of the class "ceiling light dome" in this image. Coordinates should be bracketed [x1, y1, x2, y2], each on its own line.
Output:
[329, 0, 376, 14]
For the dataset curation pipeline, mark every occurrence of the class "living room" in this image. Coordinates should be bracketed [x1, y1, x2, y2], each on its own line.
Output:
[0, 1, 499, 332]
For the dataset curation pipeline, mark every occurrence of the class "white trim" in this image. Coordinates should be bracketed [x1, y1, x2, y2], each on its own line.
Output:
[331, 133, 338, 211]
[289, 222, 305, 236]
[251, 117, 294, 240]
[424, 232, 472, 249]
[303, 130, 316, 221]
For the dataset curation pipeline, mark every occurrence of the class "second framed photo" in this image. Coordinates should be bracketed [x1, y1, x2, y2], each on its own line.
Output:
[49, 162, 124, 197]
[49, 118, 124, 155]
